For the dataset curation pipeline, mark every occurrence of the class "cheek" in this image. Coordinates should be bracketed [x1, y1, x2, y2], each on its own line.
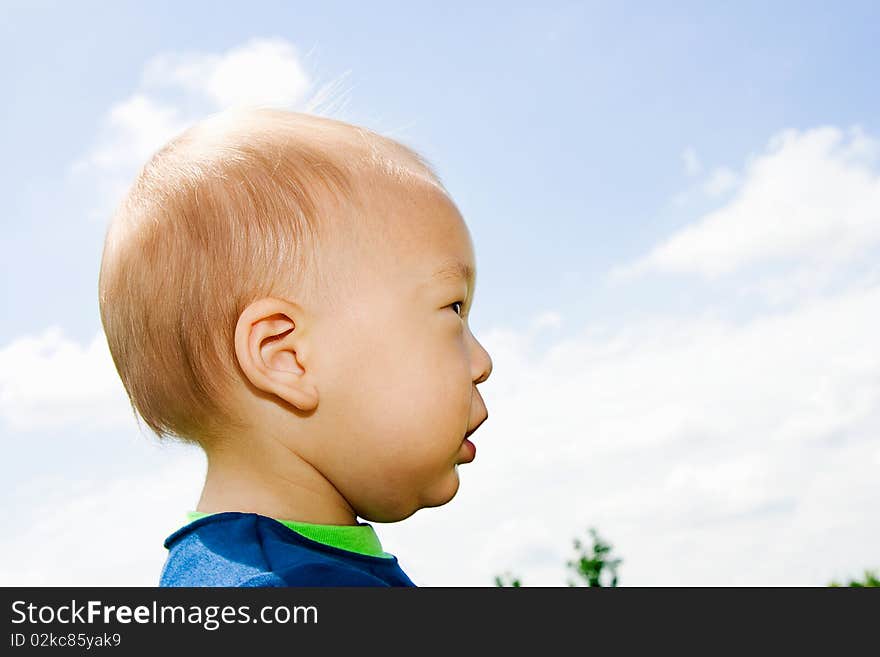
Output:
[323, 316, 470, 451]
[360, 375, 468, 478]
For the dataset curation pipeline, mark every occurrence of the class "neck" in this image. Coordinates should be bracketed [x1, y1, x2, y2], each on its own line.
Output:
[196, 432, 358, 526]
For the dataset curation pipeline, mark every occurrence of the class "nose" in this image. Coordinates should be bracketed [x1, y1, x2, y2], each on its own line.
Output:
[472, 338, 493, 385]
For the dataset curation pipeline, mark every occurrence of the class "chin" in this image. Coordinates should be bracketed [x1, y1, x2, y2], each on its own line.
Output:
[359, 508, 417, 523]
[420, 468, 462, 509]
[357, 472, 461, 522]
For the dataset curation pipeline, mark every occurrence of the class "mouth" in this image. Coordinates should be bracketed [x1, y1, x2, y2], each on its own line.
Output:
[460, 436, 477, 463]
[465, 412, 488, 440]
[459, 413, 488, 464]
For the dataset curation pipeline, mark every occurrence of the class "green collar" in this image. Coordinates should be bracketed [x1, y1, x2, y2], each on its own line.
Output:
[186, 511, 395, 559]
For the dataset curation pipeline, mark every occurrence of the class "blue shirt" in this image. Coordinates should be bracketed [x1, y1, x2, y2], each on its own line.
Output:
[160, 512, 417, 587]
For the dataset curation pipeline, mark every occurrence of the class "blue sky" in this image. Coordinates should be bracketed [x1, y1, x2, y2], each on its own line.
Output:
[2, 2, 879, 585]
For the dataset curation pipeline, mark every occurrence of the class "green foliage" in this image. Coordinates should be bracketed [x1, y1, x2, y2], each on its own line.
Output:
[566, 527, 622, 587]
[493, 526, 623, 587]
[493, 571, 522, 587]
[828, 570, 880, 587]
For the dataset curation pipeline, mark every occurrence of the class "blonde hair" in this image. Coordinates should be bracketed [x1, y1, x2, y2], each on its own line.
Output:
[98, 107, 443, 446]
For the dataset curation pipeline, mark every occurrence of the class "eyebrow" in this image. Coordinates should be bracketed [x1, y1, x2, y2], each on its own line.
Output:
[431, 260, 476, 287]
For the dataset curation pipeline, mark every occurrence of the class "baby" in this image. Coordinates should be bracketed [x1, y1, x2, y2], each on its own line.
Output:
[98, 107, 492, 586]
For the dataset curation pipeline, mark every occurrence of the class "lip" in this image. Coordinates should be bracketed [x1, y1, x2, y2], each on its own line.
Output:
[459, 413, 487, 464]
[460, 437, 476, 463]
[465, 413, 488, 439]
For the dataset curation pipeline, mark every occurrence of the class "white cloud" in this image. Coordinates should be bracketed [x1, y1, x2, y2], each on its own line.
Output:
[139, 38, 311, 110]
[70, 94, 186, 176]
[530, 310, 563, 331]
[0, 450, 205, 586]
[0, 326, 132, 432]
[702, 166, 738, 197]
[70, 37, 333, 223]
[672, 166, 740, 207]
[682, 146, 702, 176]
[618, 126, 880, 279]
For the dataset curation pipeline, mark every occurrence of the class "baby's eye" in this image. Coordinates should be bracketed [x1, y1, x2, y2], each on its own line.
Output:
[450, 301, 464, 316]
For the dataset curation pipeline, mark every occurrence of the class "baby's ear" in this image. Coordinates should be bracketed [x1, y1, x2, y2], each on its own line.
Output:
[234, 297, 318, 412]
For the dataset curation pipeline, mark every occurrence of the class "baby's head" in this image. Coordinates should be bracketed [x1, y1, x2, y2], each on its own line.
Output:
[99, 108, 492, 523]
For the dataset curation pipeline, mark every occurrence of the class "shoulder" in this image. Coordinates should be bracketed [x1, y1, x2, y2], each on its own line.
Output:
[238, 562, 392, 587]
[161, 512, 413, 587]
